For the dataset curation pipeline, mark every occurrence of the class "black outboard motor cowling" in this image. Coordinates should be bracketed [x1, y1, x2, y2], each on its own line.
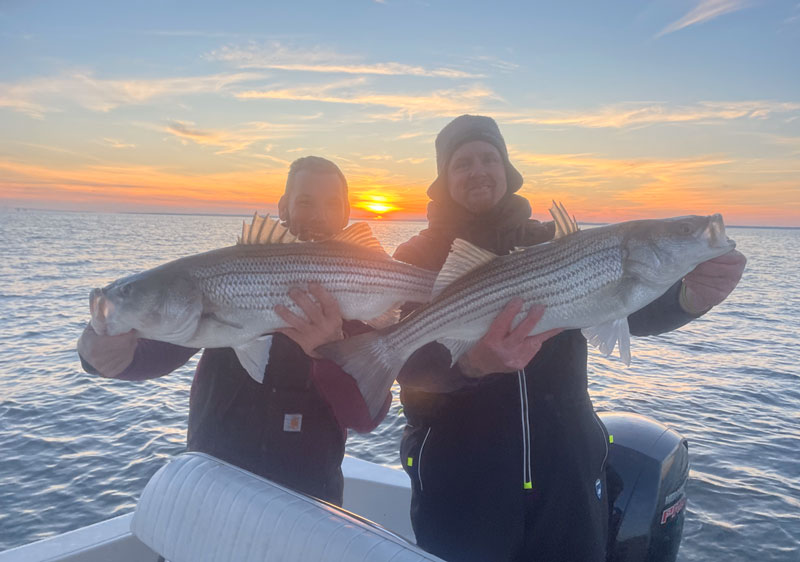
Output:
[599, 412, 689, 562]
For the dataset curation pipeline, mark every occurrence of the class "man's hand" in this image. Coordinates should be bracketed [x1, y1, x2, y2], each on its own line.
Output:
[681, 249, 746, 315]
[275, 282, 345, 358]
[458, 299, 563, 378]
[77, 323, 138, 377]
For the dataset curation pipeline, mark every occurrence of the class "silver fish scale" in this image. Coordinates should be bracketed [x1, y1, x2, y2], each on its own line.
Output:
[393, 231, 626, 347]
[187, 244, 433, 311]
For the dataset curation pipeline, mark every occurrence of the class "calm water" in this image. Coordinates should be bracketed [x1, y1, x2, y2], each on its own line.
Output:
[0, 210, 798, 560]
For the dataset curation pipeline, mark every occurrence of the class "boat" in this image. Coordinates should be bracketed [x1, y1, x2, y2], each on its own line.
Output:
[0, 412, 689, 562]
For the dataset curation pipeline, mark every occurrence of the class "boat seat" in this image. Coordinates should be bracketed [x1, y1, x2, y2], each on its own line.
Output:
[130, 452, 442, 562]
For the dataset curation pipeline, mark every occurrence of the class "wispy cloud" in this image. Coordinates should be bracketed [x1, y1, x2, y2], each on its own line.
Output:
[236, 79, 497, 119]
[0, 70, 263, 117]
[163, 120, 302, 156]
[657, 0, 750, 38]
[209, 41, 481, 78]
[500, 101, 800, 129]
[102, 138, 136, 149]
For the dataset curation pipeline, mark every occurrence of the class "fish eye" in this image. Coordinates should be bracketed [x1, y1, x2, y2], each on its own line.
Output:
[119, 283, 132, 297]
[679, 223, 692, 235]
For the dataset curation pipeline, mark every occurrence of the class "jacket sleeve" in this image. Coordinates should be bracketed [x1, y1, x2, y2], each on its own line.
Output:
[310, 359, 391, 433]
[628, 281, 700, 337]
[81, 339, 199, 381]
[308, 319, 391, 433]
[396, 342, 479, 394]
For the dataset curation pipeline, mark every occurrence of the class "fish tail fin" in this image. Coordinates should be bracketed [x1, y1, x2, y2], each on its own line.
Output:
[319, 330, 404, 419]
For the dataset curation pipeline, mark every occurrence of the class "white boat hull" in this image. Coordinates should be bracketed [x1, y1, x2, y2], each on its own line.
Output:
[0, 455, 418, 562]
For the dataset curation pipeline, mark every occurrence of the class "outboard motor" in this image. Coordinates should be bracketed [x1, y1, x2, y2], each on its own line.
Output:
[598, 412, 689, 562]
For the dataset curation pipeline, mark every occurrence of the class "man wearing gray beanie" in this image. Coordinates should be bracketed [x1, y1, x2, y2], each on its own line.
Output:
[393, 115, 743, 561]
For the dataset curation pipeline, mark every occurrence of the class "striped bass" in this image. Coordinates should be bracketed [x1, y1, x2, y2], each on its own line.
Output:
[88, 215, 436, 382]
[321, 202, 737, 417]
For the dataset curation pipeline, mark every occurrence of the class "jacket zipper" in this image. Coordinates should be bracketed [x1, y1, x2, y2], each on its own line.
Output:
[417, 427, 432, 492]
[517, 371, 533, 490]
[592, 411, 609, 475]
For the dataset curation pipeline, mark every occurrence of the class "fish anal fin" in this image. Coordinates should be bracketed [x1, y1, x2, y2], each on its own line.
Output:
[582, 318, 632, 366]
[332, 222, 387, 254]
[550, 200, 580, 239]
[238, 213, 299, 245]
[234, 335, 274, 383]
[433, 239, 498, 299]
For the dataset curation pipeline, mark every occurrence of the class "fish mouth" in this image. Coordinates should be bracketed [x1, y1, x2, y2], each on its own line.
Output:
[89, 288, 114, 335]
[707, 214, 736, 251]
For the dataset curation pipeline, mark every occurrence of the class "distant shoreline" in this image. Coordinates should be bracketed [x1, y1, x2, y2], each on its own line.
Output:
[2, 207, 798, 229]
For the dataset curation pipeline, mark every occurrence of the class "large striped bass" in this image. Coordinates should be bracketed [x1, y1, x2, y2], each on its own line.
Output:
[321, 202, 737, 417]
[88, 215, 436, 382]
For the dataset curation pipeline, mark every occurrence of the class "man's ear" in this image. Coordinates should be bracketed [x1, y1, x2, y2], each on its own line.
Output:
[278, 195, 289, 223]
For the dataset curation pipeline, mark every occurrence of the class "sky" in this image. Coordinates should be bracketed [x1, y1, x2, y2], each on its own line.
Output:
[1, 0, 798, 226]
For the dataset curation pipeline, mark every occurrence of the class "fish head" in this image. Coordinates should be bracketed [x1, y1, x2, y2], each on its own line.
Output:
[623, 214, 736, 287]
[89, 268, 203, 342]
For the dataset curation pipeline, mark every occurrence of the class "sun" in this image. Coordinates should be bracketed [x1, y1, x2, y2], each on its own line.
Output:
[363, 202, 395, 214]
[354, 193, 401, 218]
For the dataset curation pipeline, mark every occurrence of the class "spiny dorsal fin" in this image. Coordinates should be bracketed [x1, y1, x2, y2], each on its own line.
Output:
[331, 222, 387, 255]
[432, 238, 498, 299]
[550, 200, 580, 239]
[238, 213, 299, 245]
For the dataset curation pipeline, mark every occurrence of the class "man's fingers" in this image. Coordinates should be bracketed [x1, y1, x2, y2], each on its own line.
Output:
[308, 282, 341, 318]
[506, 305, 545, 346]
[485, 298, 523, 340]
[288, 288, 324, 324]
[275, 304, 309, 330]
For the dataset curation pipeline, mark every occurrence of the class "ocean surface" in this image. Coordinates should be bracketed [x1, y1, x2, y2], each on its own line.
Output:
[0, 210, 798, 560]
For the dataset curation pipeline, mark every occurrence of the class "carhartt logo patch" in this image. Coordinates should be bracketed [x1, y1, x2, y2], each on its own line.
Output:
[283, 414, 302, 432]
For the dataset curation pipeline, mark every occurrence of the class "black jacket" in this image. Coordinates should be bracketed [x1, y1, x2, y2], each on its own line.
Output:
[393, 195, 696, 561]
[187, 334, 347, 505]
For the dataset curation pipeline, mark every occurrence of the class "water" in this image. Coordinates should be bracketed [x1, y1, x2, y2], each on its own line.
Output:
[1, 211, 798, 560]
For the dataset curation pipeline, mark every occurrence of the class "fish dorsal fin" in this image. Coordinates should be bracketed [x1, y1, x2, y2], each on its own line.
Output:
[332, 222, 388, 255]
[432, 239, 498, 299]
[238, 213, 299, 245]
[550, 200, 580, 239]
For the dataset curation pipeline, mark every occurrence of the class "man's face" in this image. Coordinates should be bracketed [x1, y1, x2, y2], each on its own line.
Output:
[284, 170, 348, 241]
[446, 140, 507, 214]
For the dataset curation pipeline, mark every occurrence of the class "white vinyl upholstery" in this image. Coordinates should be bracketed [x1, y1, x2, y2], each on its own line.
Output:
[130, 452, 442, 562]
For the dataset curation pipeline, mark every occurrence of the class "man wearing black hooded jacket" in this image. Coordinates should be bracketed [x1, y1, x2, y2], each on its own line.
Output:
[394, 115, 746, 561]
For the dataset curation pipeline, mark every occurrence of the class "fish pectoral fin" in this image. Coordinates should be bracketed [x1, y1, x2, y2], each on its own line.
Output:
[582, 318, 632, 366]
[433, 239, 498, 299]
[366, 304, 402, 329]
[233, 335, 274, 383]
[201, 312, 244, 330]
[439, 338, 477, 367]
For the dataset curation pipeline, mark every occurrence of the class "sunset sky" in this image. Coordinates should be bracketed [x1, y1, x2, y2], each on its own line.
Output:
[1, 1, 798, 226]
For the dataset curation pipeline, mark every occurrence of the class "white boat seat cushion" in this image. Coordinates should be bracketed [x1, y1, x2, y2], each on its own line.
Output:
[130, 452, 442, 562]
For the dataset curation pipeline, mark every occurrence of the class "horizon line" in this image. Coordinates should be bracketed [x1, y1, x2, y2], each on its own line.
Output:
[3, 206, 798, 230]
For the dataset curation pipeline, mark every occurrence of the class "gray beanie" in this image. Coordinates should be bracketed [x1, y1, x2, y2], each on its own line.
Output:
[427, 114, 524, 200]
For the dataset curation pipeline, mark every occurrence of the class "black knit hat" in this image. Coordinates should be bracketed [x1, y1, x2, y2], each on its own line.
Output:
[427, 114, 524, 200]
